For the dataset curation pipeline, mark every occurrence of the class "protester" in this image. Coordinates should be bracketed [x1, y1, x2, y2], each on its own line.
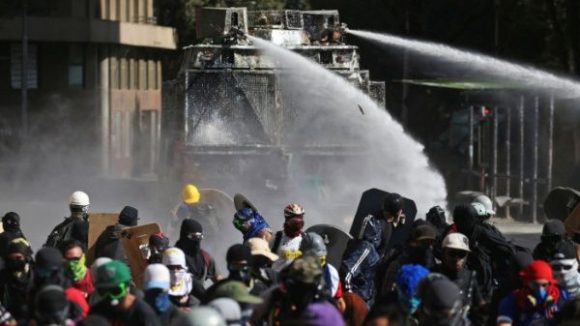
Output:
[416, 273, 468, 326]
[244, 237, 278, 294]
[59, 239, 94, 297]
[394, 264, 429, 323]
[147, 232, 170, 264]
[45, 191, 90, 249]
[94, 206, 139, 262]
[90, 260, 161, 325]
[0, 212, 26, 258]
[161, 247, 198, 308]
[211, 281, 262, 324]
[533, 219, 573, 262]
[143, 263, 184, 324]
[208, 298, 243, 326]
[31, 285, 76, 326]
[497, 260, 569, 326]
[0, 238, 34, 322]
[174, 219, 220, 299]
[232, 208, 273, 243]
[271, 203, 306, 261]
[549, 240, 580, 298]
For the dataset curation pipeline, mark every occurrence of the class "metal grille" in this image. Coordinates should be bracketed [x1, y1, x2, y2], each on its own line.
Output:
[285, 11, 303, 29]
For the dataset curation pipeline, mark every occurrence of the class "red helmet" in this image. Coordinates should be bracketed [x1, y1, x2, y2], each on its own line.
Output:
[284, 203, 305, 218]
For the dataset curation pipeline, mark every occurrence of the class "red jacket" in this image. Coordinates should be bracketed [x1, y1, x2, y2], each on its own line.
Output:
[72, 269, 95, 297]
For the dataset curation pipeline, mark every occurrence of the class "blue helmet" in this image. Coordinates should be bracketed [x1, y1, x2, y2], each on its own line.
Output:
[233, 208, 270, 241]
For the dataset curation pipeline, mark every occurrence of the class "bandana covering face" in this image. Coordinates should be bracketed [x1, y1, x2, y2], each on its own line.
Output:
[552, 258, 580, 297]
[169, 270, 193, 296]
[68, 254, 87, 282]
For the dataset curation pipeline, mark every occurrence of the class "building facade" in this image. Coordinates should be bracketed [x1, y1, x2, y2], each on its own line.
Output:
[0, 0, 176, 179]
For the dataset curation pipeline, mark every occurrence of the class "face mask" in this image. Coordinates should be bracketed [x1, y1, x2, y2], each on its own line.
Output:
[283, 217, 304, 238]
[228, 266, 251, 284]
[169, 270, 193, 296]
[145, 289, 171, 314]
[534, 287, 548, 302]
[67, 254, 87, 282]
[7, 259, 28, 279]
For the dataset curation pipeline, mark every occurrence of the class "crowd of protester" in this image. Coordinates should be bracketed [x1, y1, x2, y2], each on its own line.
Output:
[0, 186, 579, 325]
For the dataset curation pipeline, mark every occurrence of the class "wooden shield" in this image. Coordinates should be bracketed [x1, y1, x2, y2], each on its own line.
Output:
[87, 213, 118, 264]
[120, 223, 161, 289]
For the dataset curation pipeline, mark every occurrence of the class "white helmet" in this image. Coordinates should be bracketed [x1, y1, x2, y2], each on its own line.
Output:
[69, 191, 90, 207]
[472, 195, 495, 216]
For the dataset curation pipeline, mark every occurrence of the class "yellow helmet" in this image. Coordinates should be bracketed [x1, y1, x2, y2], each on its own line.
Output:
[181, 184, 200, 204]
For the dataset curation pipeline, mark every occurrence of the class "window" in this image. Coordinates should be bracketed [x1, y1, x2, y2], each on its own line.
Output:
[10, 43, 38, 89]
[68, 44, 84, 88]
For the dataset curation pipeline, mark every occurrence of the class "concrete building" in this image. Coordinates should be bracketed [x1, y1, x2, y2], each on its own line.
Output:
[0, 0, 176, 179]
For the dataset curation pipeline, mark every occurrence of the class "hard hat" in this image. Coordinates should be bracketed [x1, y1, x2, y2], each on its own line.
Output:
[284, 203, 305, 219]
[186, 307, 227, 326]
[182, 184, 200, 205]
[441, 233, 471, 252]
[471, 203, 488, 218]
[472, 195, 495, 215]
[299, 232, 328, 258]
[69, 191, 89, 207]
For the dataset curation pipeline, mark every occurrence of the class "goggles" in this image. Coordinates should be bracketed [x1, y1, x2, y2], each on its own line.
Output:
[186, 232, 204, 240]
[97, 283, 127, 301]
[551, 264, 574, 272]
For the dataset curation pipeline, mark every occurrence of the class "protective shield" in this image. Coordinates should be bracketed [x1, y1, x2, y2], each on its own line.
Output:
[234, 193, 258, 212]
[120, 223, 161, 289]
[349, 188, 417, 251]
[87, 213, 118, 264]
[544, 187, 580, 222]
[305, 224, 351, 268]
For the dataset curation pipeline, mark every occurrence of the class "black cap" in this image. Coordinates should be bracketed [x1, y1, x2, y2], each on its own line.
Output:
[453, 204, 478, 234]
[419, 275, 461, 310]
[34, 285, 68, 318]
[118, 206, 139, 227]
[514, 250, 533, 271]
[383, 193, 403, 215]
[35, 248, 64, 270]
[180, 219, 203, 238]
[542, 220, 566, 237]
[226, 244, 252, 264]
[552, 240, 577, 260]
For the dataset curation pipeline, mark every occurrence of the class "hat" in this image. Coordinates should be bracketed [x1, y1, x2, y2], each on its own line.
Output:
[442, 233, 471, 252]
[2, 212, 20, 226]
[34, 285, 68, 319]
[410, 224, 437, 242]
[162, 247, 187, 269]
[95, 260, 132, 288]
[208, 298, 242, 326]
[143, 264, 170, 290]
[35, 248, 64, 270]
[227, 244, 253, 264]
[520, 260, 556, 283]
[149, 232, 170, 250]
[383, 193, 403, 215]
[7, 237, 32, 257]
[212, 281, 263, 304]
[419, 274, 461, 310]
[118, 206, 139, 227]
[301, 302, 345, 326]
[286, 255, 323, 284]
[551, 241, 577, 260]
[395, 264, 430, 298]
[471, 203, 489, 218]
[542, 220, 566, 237]
[246, 238, 279, 262]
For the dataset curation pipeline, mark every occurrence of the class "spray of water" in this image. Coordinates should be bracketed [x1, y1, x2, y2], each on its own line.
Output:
[347, 29, 580, 97]
[248, 35, 447, 219]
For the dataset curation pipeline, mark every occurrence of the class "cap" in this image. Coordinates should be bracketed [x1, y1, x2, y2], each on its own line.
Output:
[162, 247, 187, 269]
[419, 274, 462, 310]
[286, 255, 322, 284]
[226, 244, 252, 264]
[212, 281, 263, 304]
[520, 260, 556, 283]
[118, 206, 139, 227]
[551, 240, 577, 260]
[301, 302, 345, 326]
[208, 298, 242, 326]
[143, 264, 170, 290]
[35, 248, 64, 270]
[245, 238, 279, 262]
[149, 232, 170, 250]
[441, 233, 471, 252]
[542, 220, 566, 237]
[95, 260, 132, 288]
[410, 224, 437, 242]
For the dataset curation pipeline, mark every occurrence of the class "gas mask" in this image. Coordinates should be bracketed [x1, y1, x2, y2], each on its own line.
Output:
[97, 283, 128, 306]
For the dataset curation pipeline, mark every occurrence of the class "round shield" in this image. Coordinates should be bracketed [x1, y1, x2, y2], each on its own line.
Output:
[305, 224, 352, 268]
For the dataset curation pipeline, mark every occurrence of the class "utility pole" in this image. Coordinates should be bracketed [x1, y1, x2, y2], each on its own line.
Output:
[21, 0, 29, 139]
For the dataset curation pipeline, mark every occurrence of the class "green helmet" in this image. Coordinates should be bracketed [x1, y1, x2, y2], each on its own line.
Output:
[95, 260, 132, 288]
